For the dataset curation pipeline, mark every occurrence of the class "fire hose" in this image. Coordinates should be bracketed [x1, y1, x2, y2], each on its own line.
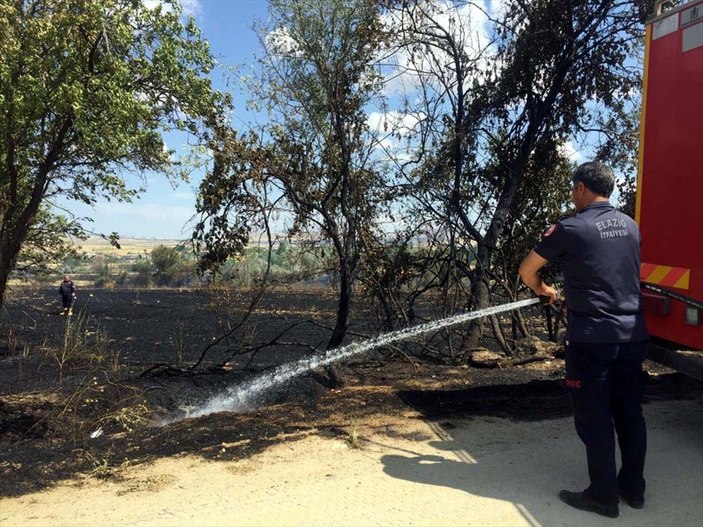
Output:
[640, 282, 703, 310]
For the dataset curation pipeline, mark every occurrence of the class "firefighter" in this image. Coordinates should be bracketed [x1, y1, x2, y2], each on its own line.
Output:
[58, 274, 76, 315]
[519, 161, 648, 519]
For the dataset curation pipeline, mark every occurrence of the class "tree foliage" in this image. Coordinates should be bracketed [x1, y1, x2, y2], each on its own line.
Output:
[150, 244, 191, 286]
[0, 0, 230, 305]
[11, 205, 85, 276]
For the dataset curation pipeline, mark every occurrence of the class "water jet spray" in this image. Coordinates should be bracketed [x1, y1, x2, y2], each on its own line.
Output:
[158, 297, 543, 425]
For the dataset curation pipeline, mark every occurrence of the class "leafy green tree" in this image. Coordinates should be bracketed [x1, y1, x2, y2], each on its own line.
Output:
[0, 0, 230, 306]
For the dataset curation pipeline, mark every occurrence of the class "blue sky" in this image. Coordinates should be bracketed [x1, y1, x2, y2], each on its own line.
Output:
[61, 0, 271, 240]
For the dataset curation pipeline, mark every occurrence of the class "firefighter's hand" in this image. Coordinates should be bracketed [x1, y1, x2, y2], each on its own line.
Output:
[536, 284, 559, 305]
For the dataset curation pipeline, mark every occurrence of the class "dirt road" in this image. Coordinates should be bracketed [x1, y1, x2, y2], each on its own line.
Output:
[2, 398, 702, 527]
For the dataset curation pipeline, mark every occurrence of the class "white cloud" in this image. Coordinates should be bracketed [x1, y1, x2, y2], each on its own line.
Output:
[180, 0, 201, 17]
[486, 0, 507, 18]
[265, 26, 302, 57]
[367, 110, 425, 137]
[379, 1, 498, 98]
[373, 136, 396, 152]
[143, 0, 202, 18]
[367, 111, 426, 165]
[559, 141, 582, 162]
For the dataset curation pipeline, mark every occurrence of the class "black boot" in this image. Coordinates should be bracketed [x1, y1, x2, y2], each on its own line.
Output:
[558, 490, 619, 518]
[618, 489, 644, 509]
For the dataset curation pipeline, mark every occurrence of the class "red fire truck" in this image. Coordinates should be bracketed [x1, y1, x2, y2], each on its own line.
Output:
[637, 0, 703, 356]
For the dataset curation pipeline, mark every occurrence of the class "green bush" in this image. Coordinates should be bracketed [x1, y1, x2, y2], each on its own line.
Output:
[130, 259, 153, 287]
[151, 245, 194, 286]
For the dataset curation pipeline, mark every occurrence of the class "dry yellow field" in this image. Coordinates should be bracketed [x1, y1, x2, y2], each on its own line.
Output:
[76, 236, 183, 255]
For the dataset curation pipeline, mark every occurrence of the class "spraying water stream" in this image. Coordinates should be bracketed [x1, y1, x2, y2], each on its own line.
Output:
[160, 297, 541, 425]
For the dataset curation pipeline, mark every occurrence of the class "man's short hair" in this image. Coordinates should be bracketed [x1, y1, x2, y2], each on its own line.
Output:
[572, 161, 615, 198]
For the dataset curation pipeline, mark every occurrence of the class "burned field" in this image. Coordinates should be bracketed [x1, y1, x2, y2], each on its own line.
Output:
[2, 286, 702, 498]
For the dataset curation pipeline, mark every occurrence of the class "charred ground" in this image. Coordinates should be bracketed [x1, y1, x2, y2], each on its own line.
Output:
[2, 287, 702, 498]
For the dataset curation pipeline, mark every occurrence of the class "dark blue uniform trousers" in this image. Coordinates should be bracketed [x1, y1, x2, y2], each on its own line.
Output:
[565, 341, 648, 506]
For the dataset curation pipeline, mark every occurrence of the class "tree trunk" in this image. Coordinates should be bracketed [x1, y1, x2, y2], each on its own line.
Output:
[1, 100, 74, 308]
[0, 262, 9, 310]
[0, 233, 24, 310]
[489, 314, 512, 356]
[515, 309, 530, 339]
[323, 263, 353, 388]
[465, 241, 492, 349]
[0, 207, 26, 310]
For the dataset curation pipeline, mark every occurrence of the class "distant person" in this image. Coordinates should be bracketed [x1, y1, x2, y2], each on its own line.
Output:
[518, 161, 648, 519]
[59, 275, 76, 315]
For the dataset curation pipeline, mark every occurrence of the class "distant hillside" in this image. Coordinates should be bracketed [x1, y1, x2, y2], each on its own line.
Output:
[77, 236, 184, 253]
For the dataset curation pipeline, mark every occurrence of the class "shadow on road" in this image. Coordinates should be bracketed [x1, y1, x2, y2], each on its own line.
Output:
[380, 395, 703, 526]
